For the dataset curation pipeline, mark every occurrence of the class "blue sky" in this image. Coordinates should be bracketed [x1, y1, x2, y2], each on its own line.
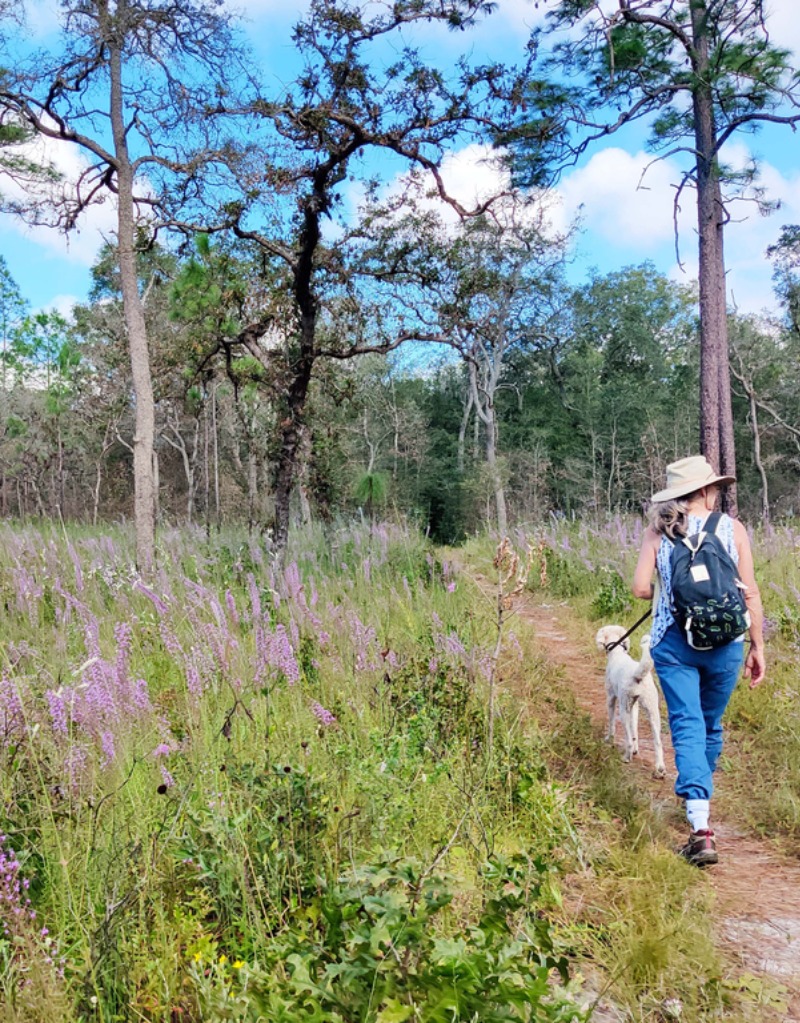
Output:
[2, 0, 800, 319]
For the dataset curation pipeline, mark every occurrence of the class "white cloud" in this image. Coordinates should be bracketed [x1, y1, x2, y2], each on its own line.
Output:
[347, 143, 510, 224]
[19, 0, 61, 38]
[0, 128, 156, 268]
[765, 0, 800, 58]
[556, 147, 696, 250]
[228, 0, 307, 18]
[558, 142, 800, 314]
[36, 294, 80, 320]
[348, 142, 564, 244]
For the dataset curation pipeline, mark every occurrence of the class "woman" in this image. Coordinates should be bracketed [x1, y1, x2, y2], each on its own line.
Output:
[632, 455, 766, 866]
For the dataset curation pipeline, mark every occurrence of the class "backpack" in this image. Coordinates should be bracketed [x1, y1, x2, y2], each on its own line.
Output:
[669, 512, 750, 650]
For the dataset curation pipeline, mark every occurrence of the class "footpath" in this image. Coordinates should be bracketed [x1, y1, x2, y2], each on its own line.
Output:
[524, 594, 800, 1021]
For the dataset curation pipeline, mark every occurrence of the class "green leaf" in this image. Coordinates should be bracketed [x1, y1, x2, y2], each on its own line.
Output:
[376, 999, 413, 1023]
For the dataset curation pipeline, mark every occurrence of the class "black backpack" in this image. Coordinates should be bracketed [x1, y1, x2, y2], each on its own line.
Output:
[670, 512, 750, 650]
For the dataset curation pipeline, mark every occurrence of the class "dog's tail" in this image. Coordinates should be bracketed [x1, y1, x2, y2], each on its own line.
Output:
[633, 634, 653, 683]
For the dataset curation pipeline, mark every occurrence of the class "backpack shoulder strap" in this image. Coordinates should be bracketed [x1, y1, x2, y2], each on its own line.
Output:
[704, 511, 723, 535]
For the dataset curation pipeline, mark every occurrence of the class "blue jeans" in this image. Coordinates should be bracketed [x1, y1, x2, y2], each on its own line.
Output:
[651, 624, 745, 801]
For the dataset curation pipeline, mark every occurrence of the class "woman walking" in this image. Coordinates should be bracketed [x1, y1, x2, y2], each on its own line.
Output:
[633, 456, 766, 866]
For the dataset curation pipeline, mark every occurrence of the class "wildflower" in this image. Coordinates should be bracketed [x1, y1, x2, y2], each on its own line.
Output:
[133, 580, 169, 615]
[224, 589, 240, 627]
[100, 730, 116, 766]
[446, 581, 456, 593]
[219, 954, 228, 964]
[193, 951, 202, 963]
[311, 701, 336, 727]
[233, 960, 244, 969]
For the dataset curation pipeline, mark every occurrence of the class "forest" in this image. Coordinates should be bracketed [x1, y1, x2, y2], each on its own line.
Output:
[0, 1, 799, 1022]
[2, 248, 800, 542]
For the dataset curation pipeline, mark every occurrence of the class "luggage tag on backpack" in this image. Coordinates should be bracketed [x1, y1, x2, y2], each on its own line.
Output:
[690, 564, 710, 583]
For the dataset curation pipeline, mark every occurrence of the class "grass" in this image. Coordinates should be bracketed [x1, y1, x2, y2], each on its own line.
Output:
[0, 520, 585, 1022]
[0, 516, 792, 1021]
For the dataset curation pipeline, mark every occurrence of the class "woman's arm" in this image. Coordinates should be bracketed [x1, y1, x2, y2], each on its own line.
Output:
[632, 526, 661, 600]
[733, 518, 766, 687]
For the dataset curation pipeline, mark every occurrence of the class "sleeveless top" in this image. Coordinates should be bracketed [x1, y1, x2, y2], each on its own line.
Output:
[651, 512, 740, 648]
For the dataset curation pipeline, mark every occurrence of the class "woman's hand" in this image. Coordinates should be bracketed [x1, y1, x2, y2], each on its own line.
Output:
[744, 645, 766, 688]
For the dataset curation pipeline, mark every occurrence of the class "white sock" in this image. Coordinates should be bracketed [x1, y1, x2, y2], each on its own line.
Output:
[685, 799, 710, 833]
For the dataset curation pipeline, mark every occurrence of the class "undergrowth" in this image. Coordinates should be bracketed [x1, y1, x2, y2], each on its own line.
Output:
[0, 520, 586, 1022]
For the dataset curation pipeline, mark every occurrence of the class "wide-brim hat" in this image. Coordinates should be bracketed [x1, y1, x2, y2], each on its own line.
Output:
[651, 455, 736, 503]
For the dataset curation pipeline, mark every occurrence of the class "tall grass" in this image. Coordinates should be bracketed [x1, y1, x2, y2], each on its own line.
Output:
[0, 520, 584, 1022]
[0, 517, 781, 1021]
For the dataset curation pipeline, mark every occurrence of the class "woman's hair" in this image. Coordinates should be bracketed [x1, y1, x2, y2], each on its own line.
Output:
[649, 496, 692, 538]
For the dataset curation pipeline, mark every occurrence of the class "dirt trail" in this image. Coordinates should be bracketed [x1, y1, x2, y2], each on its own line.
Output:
[524, 594, 800, 1019]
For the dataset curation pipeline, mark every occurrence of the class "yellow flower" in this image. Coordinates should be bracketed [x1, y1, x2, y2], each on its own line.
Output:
[219, 955, 228, 965]
[193, 952, 202, 963]
[232, 960, 244, 969]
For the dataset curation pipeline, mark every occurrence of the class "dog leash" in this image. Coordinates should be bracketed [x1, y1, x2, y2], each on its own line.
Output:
[603, 608, 653, 653]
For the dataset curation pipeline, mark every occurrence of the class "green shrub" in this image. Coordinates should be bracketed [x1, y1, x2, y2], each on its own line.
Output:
[189, 854, 585, 1023]
[590, 567, 633, 620]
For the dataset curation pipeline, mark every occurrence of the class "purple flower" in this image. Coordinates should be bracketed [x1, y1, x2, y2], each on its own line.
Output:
[134, 580, 169, 615]
[225, 589, 240, 627]
[46, 690, 69, 735]
[186, 664, 204, 699]
[311, 701, 336, 727]
[247, 574, 262, 620]
[100, 730, 116, 766]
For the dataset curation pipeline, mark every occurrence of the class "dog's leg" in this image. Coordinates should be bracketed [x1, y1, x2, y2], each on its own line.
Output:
[643, 691, 667, 779]
[606, 692, 617, 743]
[620, 697, 636, 763]
[630, 696, 640, 756]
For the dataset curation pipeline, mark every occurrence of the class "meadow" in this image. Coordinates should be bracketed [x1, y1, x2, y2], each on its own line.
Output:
[0, 517, 796, 1022]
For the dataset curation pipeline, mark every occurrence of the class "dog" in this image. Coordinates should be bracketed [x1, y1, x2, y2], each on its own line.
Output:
[595, 625, 666, 780]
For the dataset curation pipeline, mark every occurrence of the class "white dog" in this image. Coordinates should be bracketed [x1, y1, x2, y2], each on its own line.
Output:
[595, 626, 666, 780]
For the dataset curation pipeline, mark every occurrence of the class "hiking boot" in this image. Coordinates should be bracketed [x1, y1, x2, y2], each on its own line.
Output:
[679, 829, 718, 867]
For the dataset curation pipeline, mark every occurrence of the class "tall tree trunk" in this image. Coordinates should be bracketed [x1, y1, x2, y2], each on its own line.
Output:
[748, 388, 769, 524]
[296, 423, 313, 526]
[109, 32, 157, 570]
[57, 422, 65, 519]
[204, 398, 211, 537]
[273, 181, 320, 556]
[469, 362, 507, 537]
[457, 383, 474, 474]
[212, 383, 220, 530]
[93, 458, 103, 527]
[248, 449, 258, 535]
[485, 408, 507, 537]
[691, 2, 738, 512]
[731, 358, 770, 524]
[272, 359, 313, 553]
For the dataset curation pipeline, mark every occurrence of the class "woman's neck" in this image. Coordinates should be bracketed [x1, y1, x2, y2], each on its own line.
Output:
[686, 499, 712, 516]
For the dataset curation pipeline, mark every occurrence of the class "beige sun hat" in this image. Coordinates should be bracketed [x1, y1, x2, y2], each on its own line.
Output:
[650, 455, 736, 503]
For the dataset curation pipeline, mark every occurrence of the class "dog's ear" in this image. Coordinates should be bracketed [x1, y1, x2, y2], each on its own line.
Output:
[595, 627, 609, 651]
